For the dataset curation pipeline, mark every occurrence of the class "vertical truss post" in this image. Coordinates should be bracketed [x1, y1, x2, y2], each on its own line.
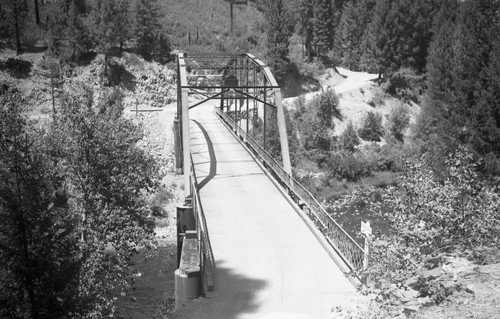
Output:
[263, 77, 267, 151]
[246, 59, 249, 135]
[274, 89, 291, 173]
[178, 54, 191, 196]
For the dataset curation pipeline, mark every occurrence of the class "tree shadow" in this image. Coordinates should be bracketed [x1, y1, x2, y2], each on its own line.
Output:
[175, 261, 268, 319]
[0, 58, 32, 79]
[77, 51, 97, 66]
[106, 63, 136, 92]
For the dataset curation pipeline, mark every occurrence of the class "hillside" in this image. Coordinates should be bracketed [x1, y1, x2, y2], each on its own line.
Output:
[161, 0, 266, 55]
[283, 67, 420, 139]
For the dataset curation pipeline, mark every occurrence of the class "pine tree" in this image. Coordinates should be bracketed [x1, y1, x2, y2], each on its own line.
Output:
[135, 0, 162, 61]
[362, 0, 437, 75]
[94, 0, 131, 53]
[420, 0, 500, 172]
[334, 0, 376, 70]
[312, 0, 334, 60]
[0, 93, 79, 318]
[264, 0, 292, 79]
[339, 121, 360, 153]
[2, 0, 28, 54]
[298, 0, 314, 62]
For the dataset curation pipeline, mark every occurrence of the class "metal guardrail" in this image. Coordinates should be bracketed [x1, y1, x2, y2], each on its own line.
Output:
[189, 155, 216, 291]
[214, 108, 365, 273]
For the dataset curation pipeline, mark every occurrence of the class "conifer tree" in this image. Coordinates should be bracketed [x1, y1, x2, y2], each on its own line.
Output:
[0, 93, 79, 318]
[298, 0, 314, 62]
[135, 0, 162, 61]
[312, 0, 334, 60]
[264, 0, 292, 79]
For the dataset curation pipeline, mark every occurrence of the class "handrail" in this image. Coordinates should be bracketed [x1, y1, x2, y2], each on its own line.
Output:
[190, 154, 216, 291]
[214, 107, 364, 273]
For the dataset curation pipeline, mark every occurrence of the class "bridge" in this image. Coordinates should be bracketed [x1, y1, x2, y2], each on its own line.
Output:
[173, 53, 365, 318]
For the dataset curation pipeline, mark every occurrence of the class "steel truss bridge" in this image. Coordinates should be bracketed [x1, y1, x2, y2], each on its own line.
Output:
[173, 53, 365, 315]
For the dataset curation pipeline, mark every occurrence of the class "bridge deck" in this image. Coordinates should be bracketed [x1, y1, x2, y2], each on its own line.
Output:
[176, 102, 362, 319]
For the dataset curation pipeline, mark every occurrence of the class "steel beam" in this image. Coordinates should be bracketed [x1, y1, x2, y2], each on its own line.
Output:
[178, 54, 192, 196]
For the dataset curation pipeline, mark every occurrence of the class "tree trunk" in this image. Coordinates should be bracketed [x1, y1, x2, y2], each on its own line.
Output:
[13, 137, 38, 319]
[34, 0, 40, 24]
[13, 2, 22, 55]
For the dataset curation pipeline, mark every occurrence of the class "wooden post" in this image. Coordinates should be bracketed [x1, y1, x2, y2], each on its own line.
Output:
[361, 221, 372, 271]
[230, 3, 234, 34]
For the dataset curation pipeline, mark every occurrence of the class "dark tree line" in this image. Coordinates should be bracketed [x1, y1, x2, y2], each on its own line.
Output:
[0, 0, 172, 63]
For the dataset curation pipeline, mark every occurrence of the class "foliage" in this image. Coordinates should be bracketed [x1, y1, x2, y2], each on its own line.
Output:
[93, 0, 132, 54]
[135, 0, 162, 61]
[0, 84, 161, 318]
[263, 0, 292, 80]
[152, 32, 173, 65]
[311, 0, 334, 60]
[363, 147, 500, 301]
[385, 103, 410, 143]
[421, 0, 500, 170]
[0, 0, 29, 54]
[0, 93, 80, 318]
[310, 89, 341, 128]
[292, 90, 341, 151]
[325, 151, 373, 182]
[334, 0, 376, 70]
[385, 67, 426, 103]
[46, 0, 93, 62]
[358, 111, 384, 142]
[361, 0, 438, 75]
[339, 121, 360, 153]
[49, 83, 160, 315]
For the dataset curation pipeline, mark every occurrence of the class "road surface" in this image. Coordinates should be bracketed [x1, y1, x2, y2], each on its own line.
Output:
[174, 101, 362, 319]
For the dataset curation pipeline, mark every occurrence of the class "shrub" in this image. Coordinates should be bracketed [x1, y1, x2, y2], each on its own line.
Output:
[367, 89, 385, 108]
[385, 68, 425, 103]
[339, 121, 360, 153]
[310, 89, 342, 128]
[152, 32, 173, 64]
[359, 111, 384, 142]
[364, 147, 500, 297]
[150, 186, 173, 218]
[385, 103, 410, 143]
[325, 151, 373, 182]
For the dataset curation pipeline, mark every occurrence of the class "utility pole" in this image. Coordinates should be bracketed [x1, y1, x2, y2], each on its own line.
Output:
[224, 0, 248, 34]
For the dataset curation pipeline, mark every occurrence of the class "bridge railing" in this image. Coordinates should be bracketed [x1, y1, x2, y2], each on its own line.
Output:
[190, 154, 216, 292]
[214, 108, 364, 273]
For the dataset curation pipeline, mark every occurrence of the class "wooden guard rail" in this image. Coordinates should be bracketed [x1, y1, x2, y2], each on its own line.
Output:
[214, 107, 365, 273]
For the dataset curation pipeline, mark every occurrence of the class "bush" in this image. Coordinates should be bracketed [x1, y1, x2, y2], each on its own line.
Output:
[293, 91, 341, 152]
[367, 89, 385, 108]
[385, 68, 425, 103]
[385, 103, 410, 143]
[325, 151, 373, 182]
[152, 32, 173, 64]
[364, 147, 500, 296]
[150, 186, 173, 217]
[339, 121, 360, 153]
[359, 111, 384, 142]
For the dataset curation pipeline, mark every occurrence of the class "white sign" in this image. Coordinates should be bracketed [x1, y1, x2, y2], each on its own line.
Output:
[361, 221, 372, 236]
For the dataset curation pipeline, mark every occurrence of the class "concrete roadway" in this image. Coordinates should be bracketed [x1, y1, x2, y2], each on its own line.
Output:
[174, 102, 362, 319]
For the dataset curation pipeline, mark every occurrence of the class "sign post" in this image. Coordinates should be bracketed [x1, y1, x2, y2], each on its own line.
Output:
[361, 221, 372, 271]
